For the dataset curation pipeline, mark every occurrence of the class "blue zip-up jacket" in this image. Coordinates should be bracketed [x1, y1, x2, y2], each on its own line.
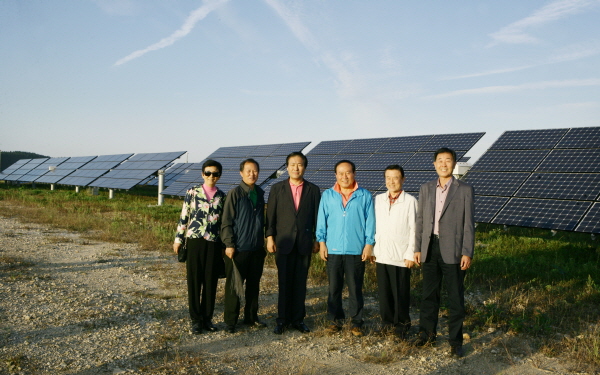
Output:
[316, 186, 375, 255]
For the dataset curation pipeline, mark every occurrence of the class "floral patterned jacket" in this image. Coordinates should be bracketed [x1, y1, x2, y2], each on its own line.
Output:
[174, 185, 226, 244]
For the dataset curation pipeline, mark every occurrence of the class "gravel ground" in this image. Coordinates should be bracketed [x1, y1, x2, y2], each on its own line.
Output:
[0, 210, 593, 374]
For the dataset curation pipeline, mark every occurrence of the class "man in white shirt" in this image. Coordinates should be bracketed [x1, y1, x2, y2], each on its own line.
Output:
[372, 165, 417, 339]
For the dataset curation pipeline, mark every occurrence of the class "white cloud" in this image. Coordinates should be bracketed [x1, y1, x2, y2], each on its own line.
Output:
[488, 0, 600, 46]
[426, 78, 600, 99]
[113, 0, 229, 66]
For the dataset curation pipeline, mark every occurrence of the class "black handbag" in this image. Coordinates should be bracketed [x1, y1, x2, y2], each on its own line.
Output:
[177, 240, 187, 262]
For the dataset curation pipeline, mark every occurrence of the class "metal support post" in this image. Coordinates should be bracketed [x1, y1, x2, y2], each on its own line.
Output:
[158, 170, 165, 206]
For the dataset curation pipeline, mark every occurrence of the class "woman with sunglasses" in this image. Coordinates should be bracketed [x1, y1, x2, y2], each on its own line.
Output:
[173, 159, 226, 335]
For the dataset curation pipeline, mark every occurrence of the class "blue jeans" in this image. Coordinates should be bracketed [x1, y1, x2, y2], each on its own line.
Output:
[326, 254, 365, 327]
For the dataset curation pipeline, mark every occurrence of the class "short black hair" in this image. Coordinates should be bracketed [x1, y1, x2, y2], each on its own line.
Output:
[286, 152, 308, 167]
[202, 159, 222, 174]
[433, 147, 457, 163]
[384, 164, 404, 178]
[335, 159, 356, 173]
[240, 158, 260, 172]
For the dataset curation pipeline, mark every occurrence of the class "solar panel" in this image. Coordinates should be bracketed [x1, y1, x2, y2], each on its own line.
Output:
[9, 158, 48, 182]
[339, 138, 390, 154]
[306, 154, 336, 171]
[516, 173, 600, 200]
[492, 198, 591, 231]
[37, 155, 98, 183]
[146, 163, 196, 187]
[575, 203, 600, 233]
[272, 142, 311, 156]
[402, 151, 466, 171]
[536, 149, 600, 173]
[0, 159, 31, 180]
[556, 127, 600, 149]
[91, 151, 185, 190]
[358, 153, 414, 171]
[489, 129, 568, 150]
[465, 126, 600, 233]
[19, 158, 70, 183]
[309, 140, 352, 155]
[378, 135, 432, 153]
[402, 171, 438, 193]
[59, 153, 133, 187]
[474, 196, 510, 223]
[420, 132, 485, 152]
[461, 171, 530, 196]
[469, 150, 550, 172]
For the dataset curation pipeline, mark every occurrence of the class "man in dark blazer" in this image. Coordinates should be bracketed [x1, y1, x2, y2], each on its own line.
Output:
[265, 152, 321, 334]
[414, 147, 475, 358]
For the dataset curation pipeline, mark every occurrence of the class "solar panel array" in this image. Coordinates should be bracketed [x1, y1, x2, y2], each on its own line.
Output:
[18, 157, 70, 182]
[36, 156, 98, 184]
[161, 142, 310, 197]
[58, 154, 134, 187]
[462, 126, 600, 233]
[1, 158, 49, 182]
[91, 151, 186, 190]
[261, 133, 484, 200]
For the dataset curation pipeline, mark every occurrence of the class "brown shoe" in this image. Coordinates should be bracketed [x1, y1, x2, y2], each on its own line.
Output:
[325, 324, 341, 334]
[351, 326, 363, 337]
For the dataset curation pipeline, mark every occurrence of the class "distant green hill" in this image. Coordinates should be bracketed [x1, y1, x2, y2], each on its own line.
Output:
[1, 151, 49, 171]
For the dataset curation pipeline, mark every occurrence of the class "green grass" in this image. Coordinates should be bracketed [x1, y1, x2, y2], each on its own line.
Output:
[1, 182, 599, 368]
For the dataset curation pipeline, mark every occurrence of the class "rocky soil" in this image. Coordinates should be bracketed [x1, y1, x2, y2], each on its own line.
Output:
[0, 210, 593, 374]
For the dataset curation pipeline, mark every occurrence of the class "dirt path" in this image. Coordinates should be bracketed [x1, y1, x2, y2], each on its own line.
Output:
[0, 210, 590, 374]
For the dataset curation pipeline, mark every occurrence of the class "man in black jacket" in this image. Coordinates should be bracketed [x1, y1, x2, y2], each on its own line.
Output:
[266, 152, 321, 334]
[221, 158, 266, 333]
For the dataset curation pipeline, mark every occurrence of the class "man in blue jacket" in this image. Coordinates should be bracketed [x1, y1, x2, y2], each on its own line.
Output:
[317, 160, 375, 337]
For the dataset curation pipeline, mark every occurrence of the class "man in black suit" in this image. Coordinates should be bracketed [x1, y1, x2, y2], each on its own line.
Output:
[414, 147, 475, 358]
[266, 152, 321, 334]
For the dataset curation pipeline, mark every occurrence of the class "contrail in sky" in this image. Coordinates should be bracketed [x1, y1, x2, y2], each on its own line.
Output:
[114, 0, 229, 66]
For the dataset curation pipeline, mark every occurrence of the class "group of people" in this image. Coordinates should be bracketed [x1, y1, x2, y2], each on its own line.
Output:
[173, 147, 474, 358]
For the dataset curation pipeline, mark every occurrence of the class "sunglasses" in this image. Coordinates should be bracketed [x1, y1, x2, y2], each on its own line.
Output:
[203, 171, 221, 177]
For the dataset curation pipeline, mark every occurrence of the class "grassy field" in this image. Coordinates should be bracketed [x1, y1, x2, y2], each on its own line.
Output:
[1, 182, 599, 368]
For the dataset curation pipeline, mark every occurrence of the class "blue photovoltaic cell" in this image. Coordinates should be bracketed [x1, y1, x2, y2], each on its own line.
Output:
[516, 173, 600, 201]
[91, 151, 185, 190]
[318, 154, 373, 172]
[358, 153, 414, 171]
[575, 203, 600, 233]
[403, 151, 466, 171]
[306, 154, 336, 171]
[474, 196, 510, 223]
[10, 159, 48, 181]
[272, 142, 310, 156]
[556, 127, 600, 149]
[461, 171, 530, 196]
[459, 156, 471, 162]
[19, 157, 69, 182]
[536, 149, 600, 173]
[59, 153, 133, 186]
[308, 140, 352, 155]
[308, 170, 336, 189]
[339, 138, 390, 154]
[252, 144, 282, 156]
[0, 159, 33, 179]
[490, 128, 568, 150]
[378, 135, 432, 153]
[470, 150, 550, 172]
[402, 171, 438, 192]
[420, 132, 485, 152]
[355, 170, 385, 190]
[161, 181, 197, 196]
[146, 163, 196, 186]
[492, 198, 591, 231]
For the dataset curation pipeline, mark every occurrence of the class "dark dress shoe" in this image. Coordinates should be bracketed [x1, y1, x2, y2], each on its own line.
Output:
[226, 325, 236, 334]
[291, 322, 311, 333]
[203, 320, 218, 332]
[191, 321, 202, 335]
[273, 323, 286, 335]
[449, 345, 464, 358]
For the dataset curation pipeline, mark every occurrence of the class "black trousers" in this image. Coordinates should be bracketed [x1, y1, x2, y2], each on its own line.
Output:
[376, 263, 411, 333]
[223, 249, 266, 326]
[186, 237, 221, 323]
[419, 236, 466, 346]
[275, 245, 311, 325]
[326, 254, 365, 327]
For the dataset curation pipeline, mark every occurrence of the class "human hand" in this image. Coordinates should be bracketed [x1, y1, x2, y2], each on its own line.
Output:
[414, 252, 421, 267]
[266, 236, 277, 254]
[405, 260, 415, 268]
[361, 244, 373, 262]
[173, 243, 181, 254]
[225, 247, 235, 259]
[460, 255, 471, 270]
[319, 242, 328, 261]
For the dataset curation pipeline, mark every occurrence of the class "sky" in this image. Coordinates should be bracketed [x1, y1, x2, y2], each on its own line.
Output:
[1, 0, 599, 164]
